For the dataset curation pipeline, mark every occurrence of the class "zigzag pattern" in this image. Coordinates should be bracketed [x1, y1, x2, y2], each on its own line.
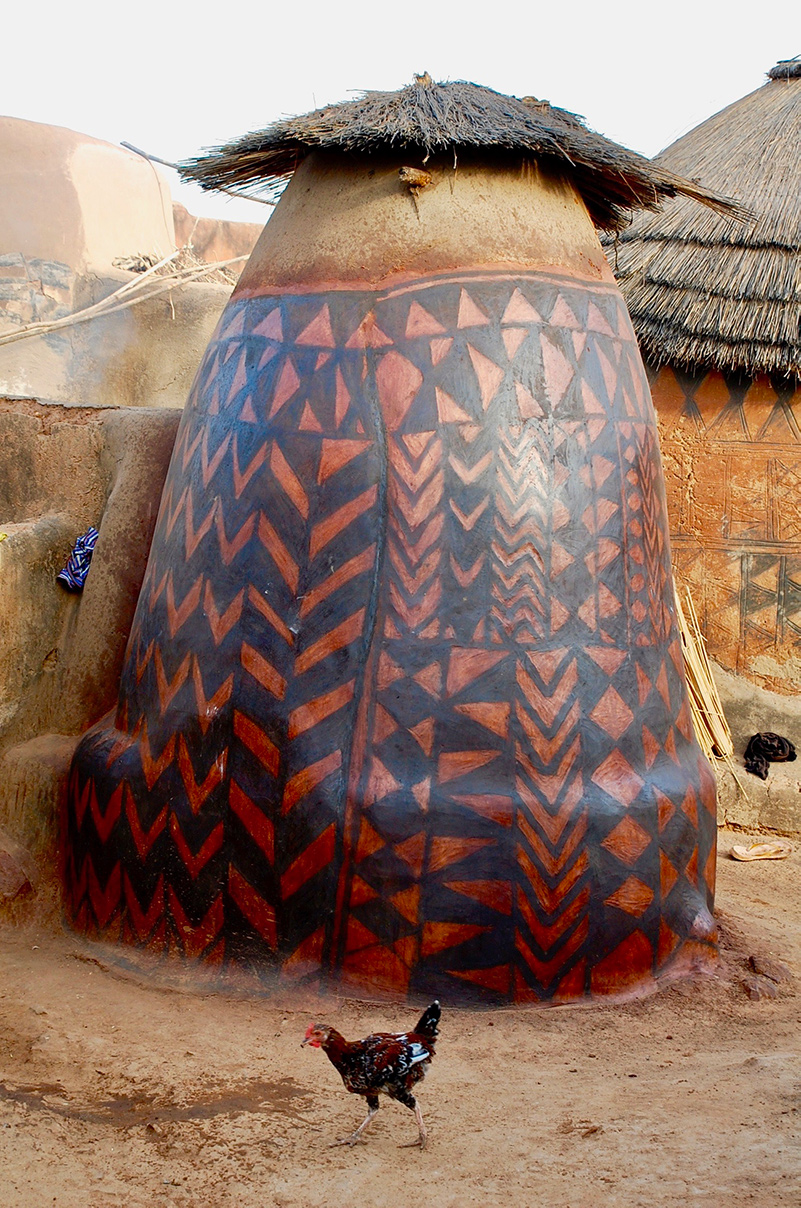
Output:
[386, 432, 443, 637]
[67, 293, 383, 969]
[513, 650, 588, 999]
[64, 268, 717, 1002]
[637, 427, 673, 644]
[491, 426, 553, 644]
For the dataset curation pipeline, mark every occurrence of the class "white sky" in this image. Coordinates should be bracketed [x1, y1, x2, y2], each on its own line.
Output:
[2, 0, 798, 225]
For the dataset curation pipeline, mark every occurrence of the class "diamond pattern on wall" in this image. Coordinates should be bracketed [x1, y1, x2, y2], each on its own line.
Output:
[653, 366, 801, 685]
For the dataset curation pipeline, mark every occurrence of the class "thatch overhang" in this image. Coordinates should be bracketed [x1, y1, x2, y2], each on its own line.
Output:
[179, 75, 737, 234]
[605, 61, 801, 381]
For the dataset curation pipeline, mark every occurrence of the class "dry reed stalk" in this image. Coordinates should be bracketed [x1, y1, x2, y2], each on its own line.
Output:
[0, 253, 248, 348]
[674, 584, 732, 759]
[673, 582, 749, 796]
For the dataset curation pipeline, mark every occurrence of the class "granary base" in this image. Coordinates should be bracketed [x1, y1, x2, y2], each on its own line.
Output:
[64, 266, 717, 1003]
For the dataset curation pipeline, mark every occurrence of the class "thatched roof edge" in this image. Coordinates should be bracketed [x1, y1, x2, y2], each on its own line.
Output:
[604, 66, 801, 381]
[178, 76, 741, 233]
[767, 58, 801, 81]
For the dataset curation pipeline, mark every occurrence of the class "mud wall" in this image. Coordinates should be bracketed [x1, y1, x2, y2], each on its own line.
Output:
[0, 121, 261, 874]
[62, 152, 717, 1002]
[0, 116, 175, 274]
[652, 365, 801, 694]
[172, 204, 263, 268]
[0, 269, 233, 410]
[0, 117, 238, 409]
[0, 400, 179, 862]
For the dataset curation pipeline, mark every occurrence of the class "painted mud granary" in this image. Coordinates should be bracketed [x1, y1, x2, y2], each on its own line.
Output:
[608, 59, 801, 696]
[64, 77, 728, 1002]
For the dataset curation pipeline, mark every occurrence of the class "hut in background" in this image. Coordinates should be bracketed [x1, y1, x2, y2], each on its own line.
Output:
[64, 78, 730, 1003]
[607, 59, 801, 695]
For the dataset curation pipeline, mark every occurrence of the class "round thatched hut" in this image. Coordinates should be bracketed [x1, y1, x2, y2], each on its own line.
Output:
[63, 77, 727, 1003]
[607, 59, 801, 696]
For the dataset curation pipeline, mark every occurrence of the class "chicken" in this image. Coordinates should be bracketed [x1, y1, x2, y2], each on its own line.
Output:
[301, 1000, 440, 1149]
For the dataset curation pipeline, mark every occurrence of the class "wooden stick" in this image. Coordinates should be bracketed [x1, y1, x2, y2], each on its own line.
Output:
[121, 141, 278, 206]
[0, 254, 248, 347]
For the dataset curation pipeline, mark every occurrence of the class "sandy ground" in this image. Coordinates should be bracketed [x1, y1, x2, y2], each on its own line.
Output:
[0, 828, 799, 1208]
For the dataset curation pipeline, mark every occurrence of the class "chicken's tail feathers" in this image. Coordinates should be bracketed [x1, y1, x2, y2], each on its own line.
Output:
[414, 1000, 441, 1038]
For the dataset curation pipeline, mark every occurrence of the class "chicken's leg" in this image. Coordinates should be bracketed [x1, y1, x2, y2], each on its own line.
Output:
[332, 1095, 379, 1146]
[396, 1093, 427, 1149]
[400, 1102, 427, 1150]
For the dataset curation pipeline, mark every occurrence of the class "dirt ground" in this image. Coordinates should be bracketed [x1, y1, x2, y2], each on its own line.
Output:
[0, 827, 798, 1208]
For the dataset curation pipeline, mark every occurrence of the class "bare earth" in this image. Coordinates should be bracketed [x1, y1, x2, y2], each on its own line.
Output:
[0, 828, 798, 1208]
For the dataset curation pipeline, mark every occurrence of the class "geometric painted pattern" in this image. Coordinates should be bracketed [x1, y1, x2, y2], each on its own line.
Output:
[652, 364, 801, 691]
[64, 269, 717, 1003]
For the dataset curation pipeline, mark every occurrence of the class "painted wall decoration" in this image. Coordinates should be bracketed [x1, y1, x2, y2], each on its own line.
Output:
[64, 267, 716, 1003]
[652, 365, 801, 695]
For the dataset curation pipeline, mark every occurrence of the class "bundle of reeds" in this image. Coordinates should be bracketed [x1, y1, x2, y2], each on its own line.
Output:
[673, 583, 734, 762]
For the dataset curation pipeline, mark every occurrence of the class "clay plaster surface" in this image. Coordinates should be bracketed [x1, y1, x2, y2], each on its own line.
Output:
[64, 142, 714, 1004]
[172, 204, 263, 269]
[0, 117, 174, 274]
[653, 365, 801, 695]
[0, 400, 179, 858]
[713, 662, 801, 837]
[239, 151, 612, 292]
[0, 269, 233, 410]
[0, 117, 237, 409]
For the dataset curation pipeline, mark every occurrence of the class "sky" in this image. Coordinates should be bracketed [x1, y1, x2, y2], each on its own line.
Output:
[2, 0, 798, 226]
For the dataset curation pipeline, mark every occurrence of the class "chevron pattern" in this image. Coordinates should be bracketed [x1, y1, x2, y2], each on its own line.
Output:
[491, 425, 552, 644]
[513, 649, 587, 1000]
[65, 268, 716, 1002]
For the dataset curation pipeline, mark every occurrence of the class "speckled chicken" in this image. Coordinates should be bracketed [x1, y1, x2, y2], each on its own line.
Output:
[302, 1001, 440, 1148]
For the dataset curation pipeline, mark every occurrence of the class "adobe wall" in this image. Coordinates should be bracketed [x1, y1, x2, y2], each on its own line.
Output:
[0, 268, 233, 409]
[0, 117, 235, 409]
[172, 203, 263, 268]
[0, 399, 180, 863]
[239, 150, 613, 289]
[0, 122, 262, 880]
[0, 116, 175, 274]
[60, 149, 717, 1000]
[651, 364, 801, 695]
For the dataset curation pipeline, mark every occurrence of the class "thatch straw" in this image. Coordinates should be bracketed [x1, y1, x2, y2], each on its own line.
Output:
[768, 58, 801, 80]
[674, 585, 733, 761]
[673, 581, 748, 796]
[179, 75, 741, 233]
[605, 62, 801, 379]
[671, 584, 753, 802]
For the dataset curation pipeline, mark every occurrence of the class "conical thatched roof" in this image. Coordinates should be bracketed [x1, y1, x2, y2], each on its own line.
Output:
[606, 61, 801, 380]
[179, 75, 737, 233]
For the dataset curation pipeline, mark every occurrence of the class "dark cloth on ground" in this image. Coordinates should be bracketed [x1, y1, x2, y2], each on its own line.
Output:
[744, 732, 797, 780]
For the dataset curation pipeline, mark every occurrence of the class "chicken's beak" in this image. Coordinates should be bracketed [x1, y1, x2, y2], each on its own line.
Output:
[300, 1037, 309, 1047]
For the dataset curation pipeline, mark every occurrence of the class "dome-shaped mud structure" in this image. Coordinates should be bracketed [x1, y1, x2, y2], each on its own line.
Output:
[63, 78, 724, 1003]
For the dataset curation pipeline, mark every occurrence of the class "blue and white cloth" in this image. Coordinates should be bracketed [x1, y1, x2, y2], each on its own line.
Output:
[57, 526, 99, 592]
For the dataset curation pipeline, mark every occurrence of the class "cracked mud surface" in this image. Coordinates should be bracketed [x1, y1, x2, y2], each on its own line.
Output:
[0, 829, 798, 1207]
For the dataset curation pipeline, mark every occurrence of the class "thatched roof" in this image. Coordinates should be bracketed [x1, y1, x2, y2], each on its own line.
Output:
[179, 75, 738, 233]
[605, 61, 801, 380]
